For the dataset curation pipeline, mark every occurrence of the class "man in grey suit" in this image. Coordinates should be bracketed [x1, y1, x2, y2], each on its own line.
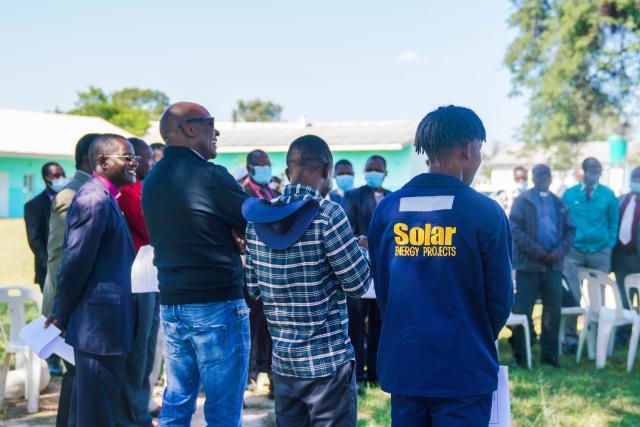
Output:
[41, 133, 97, 427]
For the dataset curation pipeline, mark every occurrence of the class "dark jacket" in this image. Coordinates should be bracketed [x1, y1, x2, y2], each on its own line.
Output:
[344, 185, 390, 236]
[142, 146, 248, 305]
[368, 173, 514, 398]
[24, 190, 53, 287]
[614, 193, 640, 255]
[509, 189, 575, 272]
[54, 177, 135, 356]
[328, 191, 343, 205]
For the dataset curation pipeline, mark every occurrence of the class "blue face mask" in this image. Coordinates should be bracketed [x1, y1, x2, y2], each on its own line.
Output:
[335, 174, 354, 191]
[50, 177, 70, 193]
[517, 181, 528, 192]
[251, 165, 272, 185]
[365, 171, 385, 189]
[630, 182, 640, 193]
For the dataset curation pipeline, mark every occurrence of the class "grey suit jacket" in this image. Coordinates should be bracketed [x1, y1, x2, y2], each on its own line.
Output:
[42, 171, 91, 316]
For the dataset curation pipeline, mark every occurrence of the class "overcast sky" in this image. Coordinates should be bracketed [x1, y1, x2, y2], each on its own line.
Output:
[0, 0, 527, 145]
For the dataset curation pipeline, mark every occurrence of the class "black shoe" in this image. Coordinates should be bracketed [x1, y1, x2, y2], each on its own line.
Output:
[541, 357, 561, 368]
[356, 381, 366, 396]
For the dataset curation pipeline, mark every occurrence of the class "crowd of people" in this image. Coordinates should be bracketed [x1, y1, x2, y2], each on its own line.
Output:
[500, 157, 638, 368]
[19, 100, 634, 426]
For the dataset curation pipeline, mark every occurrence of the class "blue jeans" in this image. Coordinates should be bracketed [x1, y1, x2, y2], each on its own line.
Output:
[159, 300, 250, 427]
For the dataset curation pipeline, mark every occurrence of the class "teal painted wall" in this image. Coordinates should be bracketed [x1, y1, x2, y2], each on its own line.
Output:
[1, 146, 417, 217]
[0, 156, 75, 218]
[214, 145, 414, 191]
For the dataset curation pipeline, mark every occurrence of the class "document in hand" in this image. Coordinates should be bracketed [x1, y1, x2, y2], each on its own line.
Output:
[131, 245, 159, 293]
[18, 315, 75, 365]
[489, 366, 511, 426]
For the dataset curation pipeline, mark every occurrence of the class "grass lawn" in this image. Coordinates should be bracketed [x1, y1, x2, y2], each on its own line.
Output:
[357, 335, 640, 426]
[1, 218, 639, 426]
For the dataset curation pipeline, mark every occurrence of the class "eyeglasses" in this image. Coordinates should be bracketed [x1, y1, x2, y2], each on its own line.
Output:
[177, 117, 215, 129]
[103, 154, 141, 163]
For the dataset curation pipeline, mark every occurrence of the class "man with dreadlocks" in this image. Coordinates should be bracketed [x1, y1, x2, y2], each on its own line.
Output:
[367, 105, 514, 425]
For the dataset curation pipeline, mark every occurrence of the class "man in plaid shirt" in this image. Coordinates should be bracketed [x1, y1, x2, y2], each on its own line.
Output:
[244, 135, 371, 426]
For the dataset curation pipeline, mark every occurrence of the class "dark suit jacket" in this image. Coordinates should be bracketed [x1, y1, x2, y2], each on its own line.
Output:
[24, 190, 53, 287]
[55, 177, 135, 356]
[344, 185, 390, 236]
[328, 191, 344, 206]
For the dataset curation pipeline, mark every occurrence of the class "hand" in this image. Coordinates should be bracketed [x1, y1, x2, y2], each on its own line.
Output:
[230, 229, 246, 255]
[44, 314, 65, 337]
[357, 235, 369, 250]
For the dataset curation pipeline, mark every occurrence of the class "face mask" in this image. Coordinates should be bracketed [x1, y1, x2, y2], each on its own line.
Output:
[251, 165, 272, 185]
[268, 182, 278, 191]
[365, 171, 385, 189]
[583, 172, 600, 187]
[630, 182, 640, 193]
[50, 177, 70, 193]
[517, 181, 528, 192]
[335, 174, 354, 191]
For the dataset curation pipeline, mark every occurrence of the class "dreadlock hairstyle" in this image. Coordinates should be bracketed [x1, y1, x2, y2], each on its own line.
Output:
[414, 105, 486, 162]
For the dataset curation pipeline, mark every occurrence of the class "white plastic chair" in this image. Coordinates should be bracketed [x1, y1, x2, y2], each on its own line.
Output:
[505, 313, 531, 369]
[0, 284, 43, 413]
[625, 273, 640, 314]
[576, 269, 640, 372]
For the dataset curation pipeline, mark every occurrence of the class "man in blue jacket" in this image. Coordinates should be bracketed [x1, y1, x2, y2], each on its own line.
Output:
[368, 105, 514, 425]
[509, 164, 575, 368]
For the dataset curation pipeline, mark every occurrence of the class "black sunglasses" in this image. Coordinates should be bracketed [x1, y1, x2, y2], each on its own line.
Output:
[177, 117, 215, 129]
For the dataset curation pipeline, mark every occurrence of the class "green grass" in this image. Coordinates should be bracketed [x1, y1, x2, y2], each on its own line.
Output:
[2, 218, 640, 425]
[357, 329, 640, 426]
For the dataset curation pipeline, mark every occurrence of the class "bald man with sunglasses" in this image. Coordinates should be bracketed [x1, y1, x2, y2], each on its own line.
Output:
[142, 102, 250, 426]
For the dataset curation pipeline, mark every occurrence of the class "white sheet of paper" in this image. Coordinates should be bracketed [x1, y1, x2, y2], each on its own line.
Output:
[19, 315, 61, 358]
[361, 280, 376, 299]
[489, 366, 511, 426]
[131, 245, 159, 293]
[18, 315, 75, 365]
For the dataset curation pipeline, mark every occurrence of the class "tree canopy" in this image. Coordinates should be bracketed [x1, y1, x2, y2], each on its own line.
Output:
[505, 0, 640, 148]
[66, 86, 170, 135]
[232, 99, 283, 122]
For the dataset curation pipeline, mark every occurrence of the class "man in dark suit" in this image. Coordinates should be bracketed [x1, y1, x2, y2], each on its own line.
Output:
[47, 133, 138, 427]
[612, 166, 640, 343]
[24, 161, 67, 290]
[343, 155, 391, 388]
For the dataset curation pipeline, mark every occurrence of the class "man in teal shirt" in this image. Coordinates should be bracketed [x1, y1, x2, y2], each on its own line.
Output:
[562, 157, 618, 347]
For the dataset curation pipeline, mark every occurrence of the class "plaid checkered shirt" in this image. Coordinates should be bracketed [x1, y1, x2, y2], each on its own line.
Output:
[245, 184, 371, 378]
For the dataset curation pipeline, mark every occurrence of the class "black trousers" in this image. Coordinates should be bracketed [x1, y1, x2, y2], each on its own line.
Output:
[611, 250, 640, 341]
[611, 250, 640, 309]
[55, 360, 74, 427]
[347, 298, 380, 382]
[512, 270, 562, 362]
[272, 361, 356, 427]
[70, 350, 126, 427]
[117, 292, 158, 427]
[247, 297, 273, 381]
